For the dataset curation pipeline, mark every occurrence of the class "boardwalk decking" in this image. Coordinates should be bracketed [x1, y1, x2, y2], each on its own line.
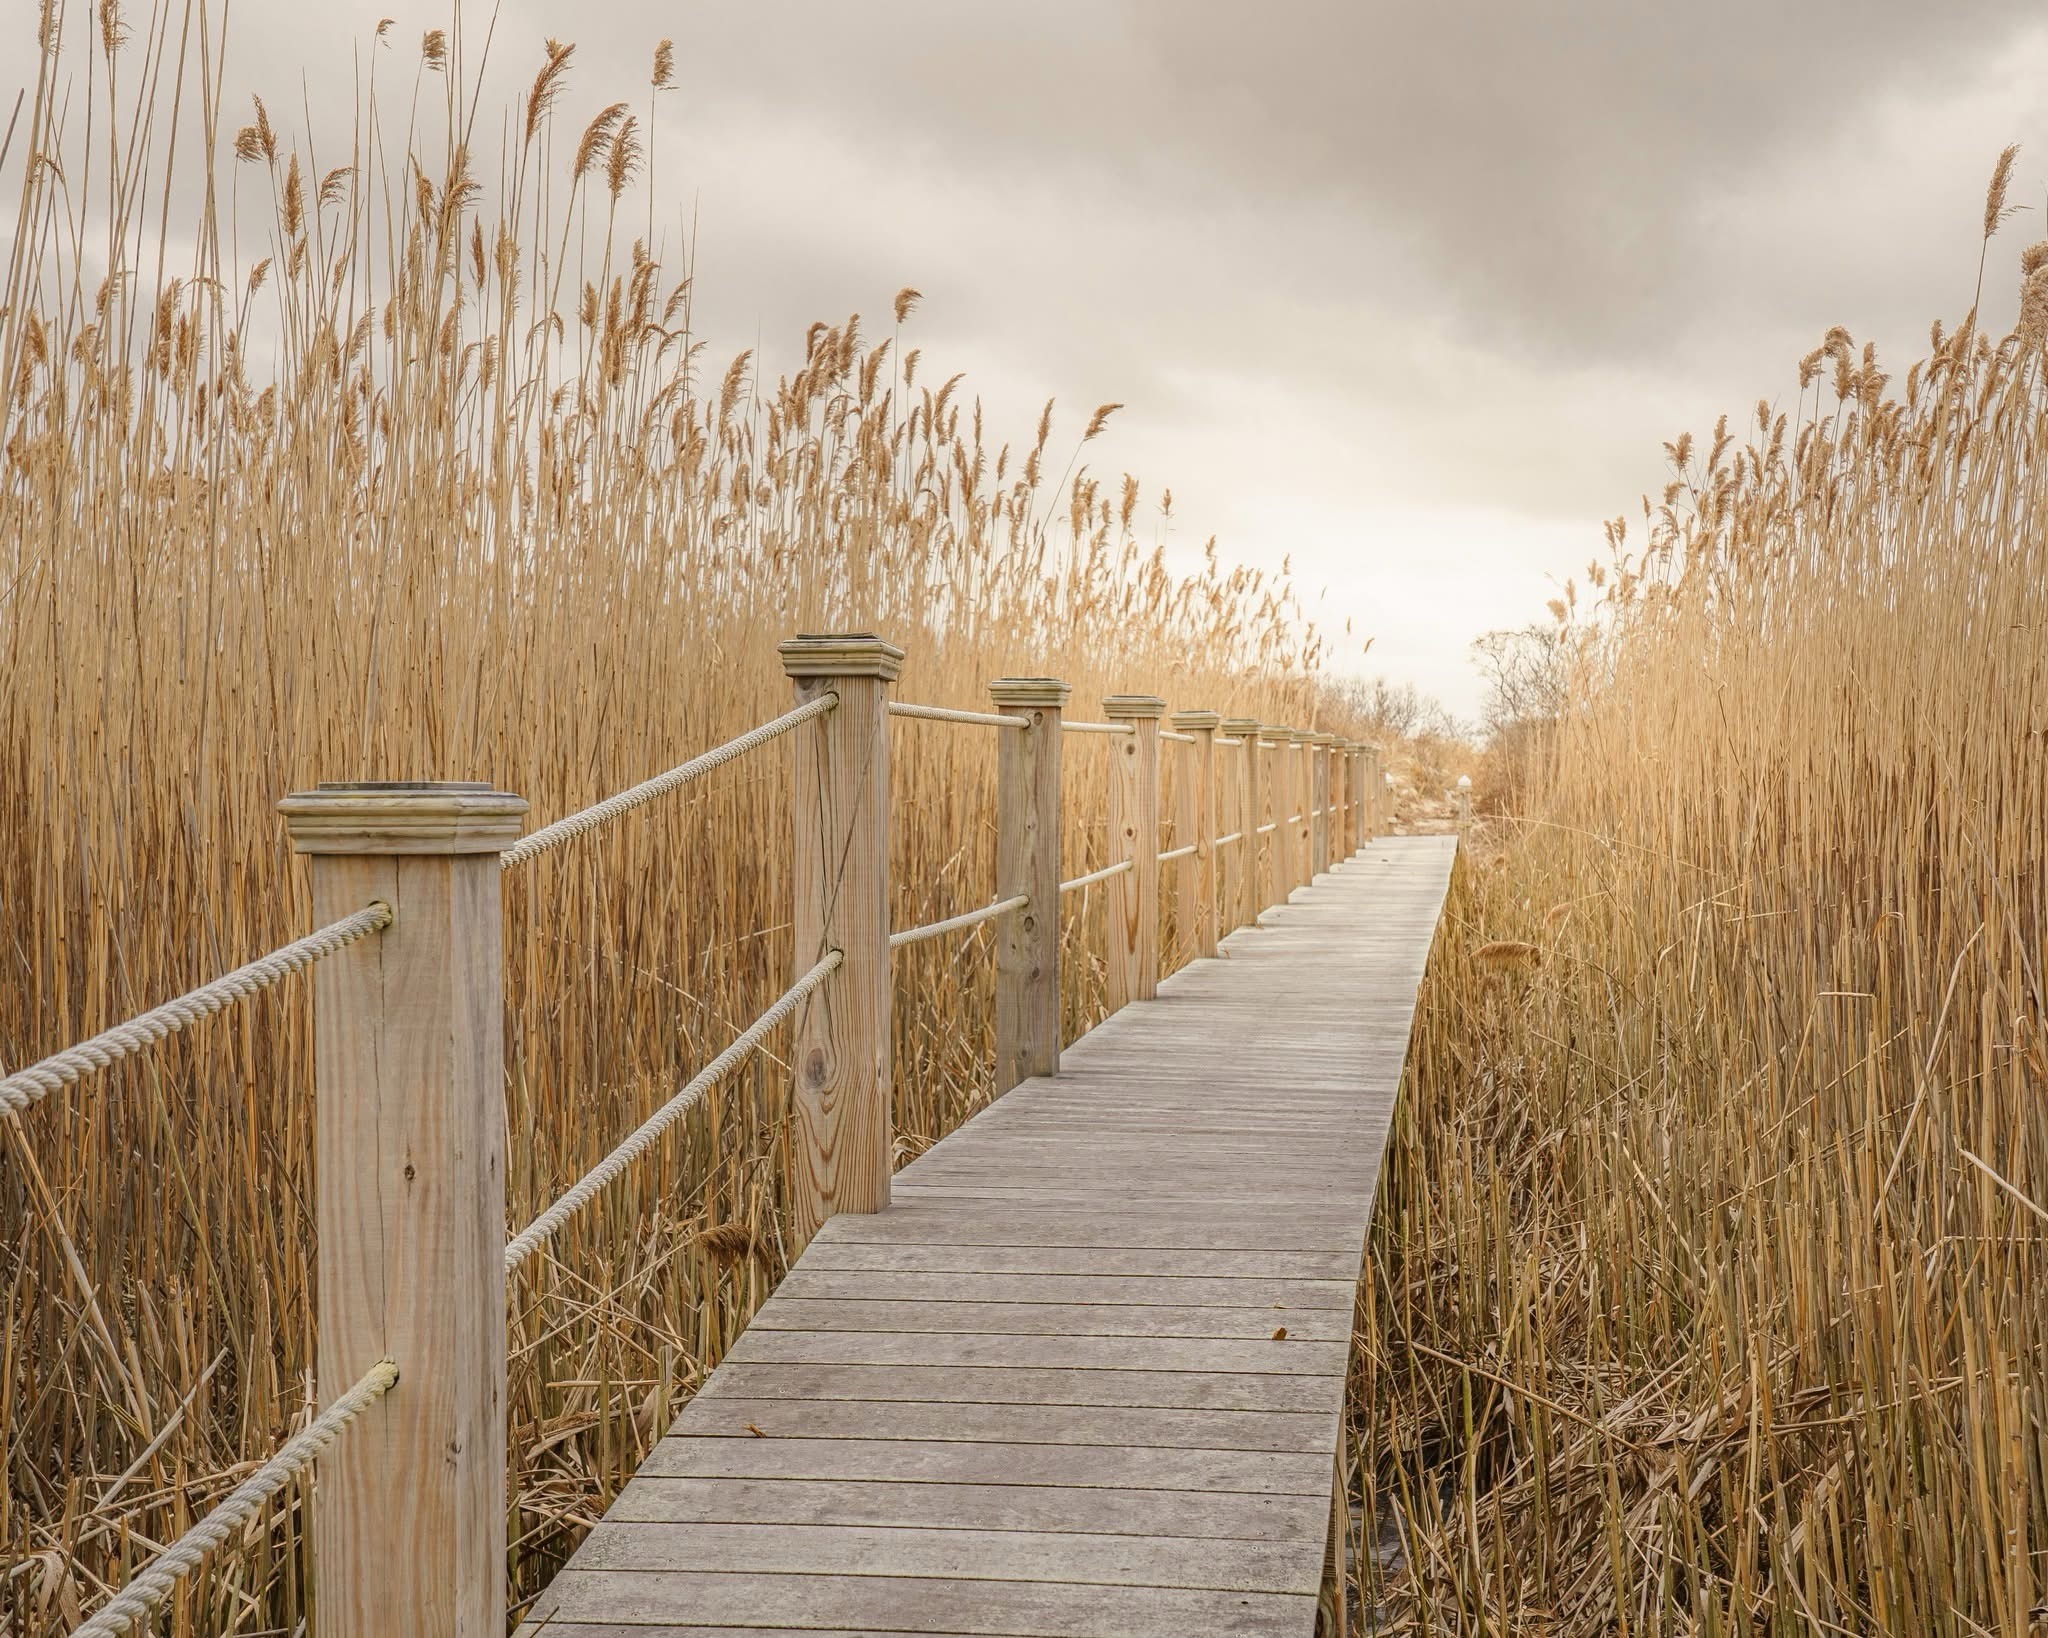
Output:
[521, 834, 1457, 1637]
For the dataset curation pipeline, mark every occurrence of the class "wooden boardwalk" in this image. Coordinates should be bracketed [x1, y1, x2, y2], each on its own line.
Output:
[522, 834, 1457, 1637]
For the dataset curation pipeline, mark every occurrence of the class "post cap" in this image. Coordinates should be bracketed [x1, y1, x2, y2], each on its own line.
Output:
[1168, 709, 1222, 732]
[279, 781, 529, 856]
[1220, 716, 1261, 737]
[778, 633, 905, 680]
[1457, 774, 1473, 789]
[1101, 694, 1167, 720]
[1288, 728, 1313, 743]
[988, 676, 1072, 708]
[1385, 773, 1396, 787]
[1309, 731, 1336, 745]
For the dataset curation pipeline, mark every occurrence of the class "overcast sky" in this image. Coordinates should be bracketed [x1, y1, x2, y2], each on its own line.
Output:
[28, 1, 2048, 717]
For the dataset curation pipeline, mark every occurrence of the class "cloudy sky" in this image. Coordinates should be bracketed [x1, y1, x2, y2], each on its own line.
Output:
[31, 1, 2048, 717]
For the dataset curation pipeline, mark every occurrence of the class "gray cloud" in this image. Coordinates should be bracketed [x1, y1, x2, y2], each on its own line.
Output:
[20, 0, 2048, 713]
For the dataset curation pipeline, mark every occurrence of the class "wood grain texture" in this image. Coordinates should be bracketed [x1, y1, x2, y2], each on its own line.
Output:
[784, 644, 898, 1242]
[1169, 712, 1219, 960]
[990, 680, 1067, 1093]
[1223, 720, 1262, 931]
[1101, 696, 1163, 1010]
[1258, 729, 1283, 915]
[517, 838, 1457, 1636]
[290, 788, 521, 1638]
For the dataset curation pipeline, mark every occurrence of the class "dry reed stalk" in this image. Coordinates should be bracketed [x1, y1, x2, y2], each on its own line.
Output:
[0, 6, 1372, 1630]
[1352, 149, 2048, 1635]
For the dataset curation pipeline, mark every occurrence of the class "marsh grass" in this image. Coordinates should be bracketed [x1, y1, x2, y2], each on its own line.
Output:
[0, 7, 1366, 1630]
[1354, 156, 2048, 1634]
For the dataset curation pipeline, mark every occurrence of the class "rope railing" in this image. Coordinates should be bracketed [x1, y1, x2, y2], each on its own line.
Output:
[888, 702, 1027, 730]
[501, 693, 838, 869]
[1160, 729, 1197, 745]
[1060, 858, 1135, 894]
[1256, 822, 1280, 835]
[890, 895, 1028, 951]
[1215, 831, 1244, 847]
[504, 951, 842, 1272]
[0, 902, 393, 1119]
[73, 1359, 399, 1638]
[1060, 720, 1135, 735]
[1158, 843, 1198, 864]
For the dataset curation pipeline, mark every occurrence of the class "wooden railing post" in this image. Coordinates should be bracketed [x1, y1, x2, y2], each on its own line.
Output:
[780, 633, 902, 1242]
[1260, 724, 1286, 911]
[1348, 740, 1364, 853]
[1457, 773, 1473, 832]
[990, 676, 1069, 1094]
[278, 780, 526, 1638]
[1290, 730, 1313, 896]
[1103, 694, 1164, 1009]
[1171, 710, 1221, 959]
[1309, 732, 1333, 877]
[1223, 717, 1262, 931]
[1332, 738, 1351, 859]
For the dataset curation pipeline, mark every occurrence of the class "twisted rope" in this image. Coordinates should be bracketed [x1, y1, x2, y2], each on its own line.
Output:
[0, 904, 393, 1119]
[1214, 831, 1245, 847]
[890, 895, 1028, 951]
[1159, 730, 1197, 745]
[1059, 721, 1135, 736]
[1256, 823, 1280, 836]
[505, 952, 842, 1272]
[502, 694, 837, 869]
[888, 702, 1026, 730]
[73, 1360, 398, 1637]
[1059, 859, 1134, 894]
[1157, 843, 1198, 864]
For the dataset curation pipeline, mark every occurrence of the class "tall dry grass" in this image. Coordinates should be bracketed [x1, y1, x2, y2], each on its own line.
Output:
[1355, 154, 2048, 1633]
[0, 7, 1365, 1630]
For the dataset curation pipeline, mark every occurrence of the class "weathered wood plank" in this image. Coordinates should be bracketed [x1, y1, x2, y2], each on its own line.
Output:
[568, 1522, 1313, 1592]
[691, 1363, 1336, 1413]
[602, 1477, 1327, 1540]
[635, 1436, 1335, 1496]
[671, 1396, 1336, 1453]
[521, 1572, 1312, 1637]
[746, 1298, 1352, 1343]
[771, 1270, 1354, 1310]
[792, 1242, 1357, 1280]
[722, 1330, 1349, 1377]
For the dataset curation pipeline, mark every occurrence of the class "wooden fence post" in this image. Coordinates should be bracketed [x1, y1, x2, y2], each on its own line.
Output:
[1332, 738, 1351, 860]
[780, 633, 902, 1242]
[1290, 730, 1313, 896]
[990, 676, 1069, 1093]
[278, 780, 526, 1638]
[1309, 732, 1333, 877]
[1457, 773, 1473, 832]
[1348, 742, 1365, 848]
[1223, 717, 1262, 931]
[1171, 710, 1221, 959]
[1260, 725, 1287, 910]
[1103, 694, 1164, 1008]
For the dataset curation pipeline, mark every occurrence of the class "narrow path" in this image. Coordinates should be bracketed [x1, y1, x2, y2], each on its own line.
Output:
[521, 835, 1458, 1637]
